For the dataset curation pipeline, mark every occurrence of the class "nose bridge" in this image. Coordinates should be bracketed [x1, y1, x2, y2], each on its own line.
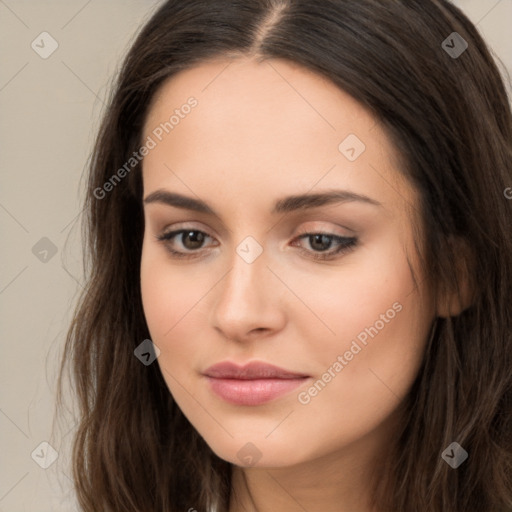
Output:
[211, 234, 284, 339]
[220, 235, 268, 307]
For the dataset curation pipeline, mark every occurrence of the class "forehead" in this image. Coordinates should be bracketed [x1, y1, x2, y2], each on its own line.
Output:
[143, 56, 374, 154]
[141, 57, 414, 216]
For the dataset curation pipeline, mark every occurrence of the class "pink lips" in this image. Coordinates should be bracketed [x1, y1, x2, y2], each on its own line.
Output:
[203, 361, 310, 406]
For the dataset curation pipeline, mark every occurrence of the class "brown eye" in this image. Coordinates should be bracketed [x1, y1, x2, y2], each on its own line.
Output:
[179, 231, 207, 250]
[155, 228, 357, 262]
[292, 233, 358, 261]
[156, 229, 216, 259]
[308, 234, 335, 252]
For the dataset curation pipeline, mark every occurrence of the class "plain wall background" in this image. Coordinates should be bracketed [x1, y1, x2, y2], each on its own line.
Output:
[1, 1, 511, 510]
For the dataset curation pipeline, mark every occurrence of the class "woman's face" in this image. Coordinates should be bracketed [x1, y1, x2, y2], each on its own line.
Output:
[140, 56, 435, 468]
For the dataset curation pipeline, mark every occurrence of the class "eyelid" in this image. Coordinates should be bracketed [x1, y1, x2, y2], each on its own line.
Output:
[294, 223, 354, 238]
[157, 221, 353, 243]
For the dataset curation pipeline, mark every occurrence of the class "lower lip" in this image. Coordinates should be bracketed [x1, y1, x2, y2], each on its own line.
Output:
[204, 376, 309, 406]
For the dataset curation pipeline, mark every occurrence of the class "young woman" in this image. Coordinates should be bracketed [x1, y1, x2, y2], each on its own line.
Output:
[57, 0, 512, 510]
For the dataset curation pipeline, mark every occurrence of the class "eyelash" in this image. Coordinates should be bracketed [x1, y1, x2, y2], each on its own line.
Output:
[155, 228, 357, 262]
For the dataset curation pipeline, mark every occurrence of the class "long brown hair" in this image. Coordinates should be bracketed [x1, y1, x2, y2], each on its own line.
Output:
[56, 0, 512, 510]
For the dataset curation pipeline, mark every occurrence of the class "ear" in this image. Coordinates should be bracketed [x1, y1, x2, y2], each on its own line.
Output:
[435, 236, 476, 318]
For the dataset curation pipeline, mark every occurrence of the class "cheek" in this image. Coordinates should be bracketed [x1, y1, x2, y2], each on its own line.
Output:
[287, 241, 430, 446]
[289, 295, 428, 464]
[140, 241, 215, 383]
[288, 239, 422, 360]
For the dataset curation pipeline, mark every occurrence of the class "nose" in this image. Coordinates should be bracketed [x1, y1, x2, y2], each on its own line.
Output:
[211, 243, 286, 343]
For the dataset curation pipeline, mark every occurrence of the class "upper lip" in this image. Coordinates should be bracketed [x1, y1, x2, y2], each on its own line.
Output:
[203, 361, 309, 380]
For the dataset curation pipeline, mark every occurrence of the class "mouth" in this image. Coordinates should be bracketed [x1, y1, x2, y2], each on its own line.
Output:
[202, 361, 311, 406]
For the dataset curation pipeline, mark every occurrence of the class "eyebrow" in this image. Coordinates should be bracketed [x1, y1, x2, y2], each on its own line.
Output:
[143, 189, 382, 216]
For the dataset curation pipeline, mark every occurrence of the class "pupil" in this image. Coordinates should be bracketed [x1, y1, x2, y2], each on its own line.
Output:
[310, 234, 332, 251]
[183, 231, 204, 249]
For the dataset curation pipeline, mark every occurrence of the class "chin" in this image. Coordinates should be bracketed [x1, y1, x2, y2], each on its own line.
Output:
[203, 435, 310, 469]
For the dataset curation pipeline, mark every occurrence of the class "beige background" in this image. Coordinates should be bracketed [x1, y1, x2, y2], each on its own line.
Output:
[1, 1, 511, 510]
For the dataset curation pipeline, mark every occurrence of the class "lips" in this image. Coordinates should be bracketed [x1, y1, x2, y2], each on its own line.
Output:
[202, 361, 310, 405]
[203, 361, 309, 379]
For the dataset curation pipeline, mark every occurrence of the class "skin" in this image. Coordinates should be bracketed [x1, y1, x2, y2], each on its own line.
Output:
[140, 56, 438, 511]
